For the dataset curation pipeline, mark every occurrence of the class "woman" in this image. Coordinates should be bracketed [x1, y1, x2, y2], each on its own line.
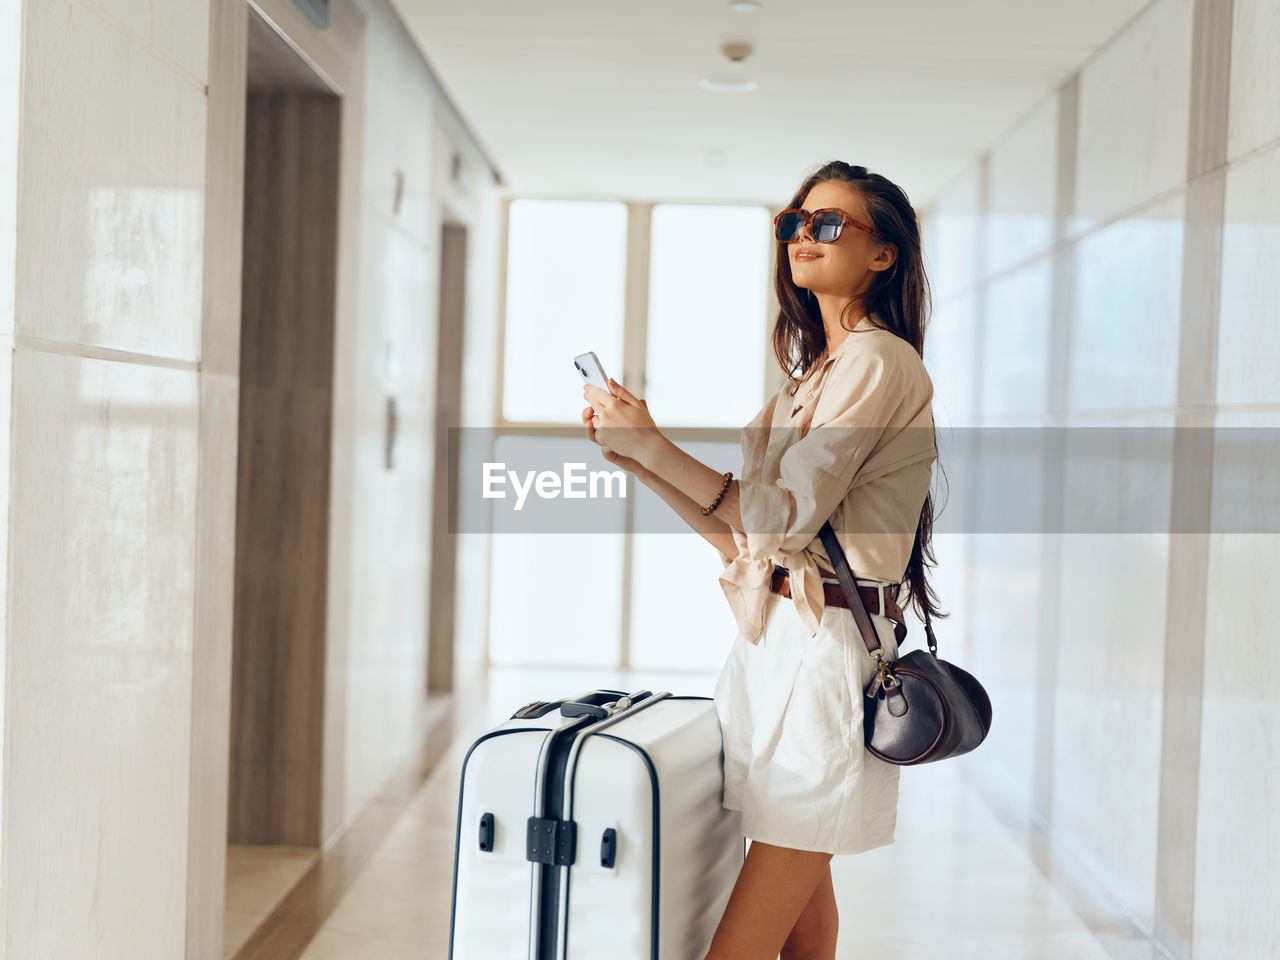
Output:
[581, 160, 945, 960]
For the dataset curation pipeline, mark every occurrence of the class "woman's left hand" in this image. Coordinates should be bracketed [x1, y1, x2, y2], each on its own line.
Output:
[583, 377, 663, 465]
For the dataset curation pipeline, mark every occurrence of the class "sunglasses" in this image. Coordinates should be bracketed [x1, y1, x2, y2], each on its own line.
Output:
[774, 207, 885, 243]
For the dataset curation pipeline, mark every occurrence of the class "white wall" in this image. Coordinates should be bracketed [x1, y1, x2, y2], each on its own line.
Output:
[0, 0, 498, 955]
[336, 0, 498, 824]
[919, 0, 1280, 957]
[2, 0, 208, 953]
[0, 0, 21, 943]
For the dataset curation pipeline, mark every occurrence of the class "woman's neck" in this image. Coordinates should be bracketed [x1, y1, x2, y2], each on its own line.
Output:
[813, 293, 868, 347]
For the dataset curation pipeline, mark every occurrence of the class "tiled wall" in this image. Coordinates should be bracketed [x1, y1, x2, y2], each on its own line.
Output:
[4, 0, 210, 954]
[0, 0, 19, 895]
[1, 0, 498, 956]
[0, 0, 17, 336]
[918, 0, 1278, 957]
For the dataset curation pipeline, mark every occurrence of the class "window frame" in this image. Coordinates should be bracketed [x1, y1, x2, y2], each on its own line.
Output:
[486, 196, 782, 669]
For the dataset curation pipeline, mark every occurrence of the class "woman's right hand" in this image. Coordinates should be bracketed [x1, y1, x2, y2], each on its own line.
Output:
[582, 404, 651, 479]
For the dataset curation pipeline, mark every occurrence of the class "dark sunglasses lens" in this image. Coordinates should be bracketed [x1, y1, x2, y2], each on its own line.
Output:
[775, 211, 804, 242]
[814, 212, 843, 243]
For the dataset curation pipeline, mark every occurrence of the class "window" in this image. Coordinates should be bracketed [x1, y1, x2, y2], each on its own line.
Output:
[645, 204, 771, 428]
[484, 433, 628, 667]
[489, 200, 774, 671]
[627, 440, 745, 671]
[502, 199, 628, 423]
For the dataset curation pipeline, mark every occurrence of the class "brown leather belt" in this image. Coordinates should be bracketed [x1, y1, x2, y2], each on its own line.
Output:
[770, 565, 905, 622]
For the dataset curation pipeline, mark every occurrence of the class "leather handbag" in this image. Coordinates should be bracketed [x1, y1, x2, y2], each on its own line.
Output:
[818, 520, 993, 765]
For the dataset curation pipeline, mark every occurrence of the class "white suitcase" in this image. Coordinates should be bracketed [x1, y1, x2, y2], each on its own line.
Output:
[448, 689, 746, 959]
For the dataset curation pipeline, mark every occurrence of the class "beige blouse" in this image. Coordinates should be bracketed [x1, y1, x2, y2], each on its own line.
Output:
[718, 315, 937, 644]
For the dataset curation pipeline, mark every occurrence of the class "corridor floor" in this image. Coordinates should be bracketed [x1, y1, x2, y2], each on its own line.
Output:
[291, 662, 1122, 960]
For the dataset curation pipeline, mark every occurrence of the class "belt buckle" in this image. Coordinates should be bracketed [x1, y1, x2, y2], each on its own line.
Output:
[875, 584, 885, 617]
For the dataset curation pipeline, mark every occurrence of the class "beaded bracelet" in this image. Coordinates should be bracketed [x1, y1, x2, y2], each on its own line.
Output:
[701, 471, 734, 516]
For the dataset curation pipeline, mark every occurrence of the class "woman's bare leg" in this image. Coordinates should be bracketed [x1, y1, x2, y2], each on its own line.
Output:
[780, 861, 838, 960]
[701, 840, 834, 960]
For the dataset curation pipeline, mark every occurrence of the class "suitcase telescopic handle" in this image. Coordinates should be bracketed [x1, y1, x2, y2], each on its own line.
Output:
[559, 689, 653, 719]
[511, 689, 654, 721]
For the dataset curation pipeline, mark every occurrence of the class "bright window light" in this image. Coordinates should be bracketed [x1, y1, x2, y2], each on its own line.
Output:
[645, 204, 771, 428]
[502, 199, 627, 423]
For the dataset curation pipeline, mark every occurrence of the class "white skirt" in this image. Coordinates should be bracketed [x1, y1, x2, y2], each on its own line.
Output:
[713, 578, 904, 855]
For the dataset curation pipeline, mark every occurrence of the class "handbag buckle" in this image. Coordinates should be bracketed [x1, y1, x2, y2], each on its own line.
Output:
[876, 657, 900, 690]
[869, 649, 900, 689]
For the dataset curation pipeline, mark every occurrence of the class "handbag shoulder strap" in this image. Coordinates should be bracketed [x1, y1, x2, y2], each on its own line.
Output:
[818, 520, 884, 657]
[818, 519, 939, 657]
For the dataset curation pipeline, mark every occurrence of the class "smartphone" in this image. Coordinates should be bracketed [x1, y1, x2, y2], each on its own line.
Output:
[573, 351, 611, 395]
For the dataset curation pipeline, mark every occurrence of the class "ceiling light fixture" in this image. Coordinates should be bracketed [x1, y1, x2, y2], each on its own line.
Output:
[729, 0, 760, 11]
[701, 38, 756, 92]
[698, 76, 758, 93]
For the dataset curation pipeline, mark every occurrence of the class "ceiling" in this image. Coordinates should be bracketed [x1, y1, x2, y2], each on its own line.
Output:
[389, 0, 1153, 211]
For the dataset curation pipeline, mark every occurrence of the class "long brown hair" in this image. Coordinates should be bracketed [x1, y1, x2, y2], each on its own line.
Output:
[772, 159, 949, 633]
